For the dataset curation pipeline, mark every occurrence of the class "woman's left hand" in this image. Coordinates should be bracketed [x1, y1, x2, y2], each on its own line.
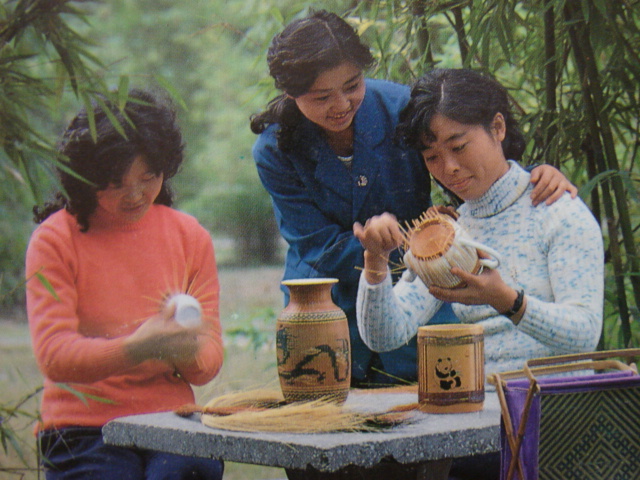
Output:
[529, 164, 578, 206]
[428, 261, 517, 314]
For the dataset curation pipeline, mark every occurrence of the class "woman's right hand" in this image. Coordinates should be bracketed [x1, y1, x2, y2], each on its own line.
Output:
[353, 213, 404, 256]
[124, 303, 201, 367]
[353, 213, 404, 284]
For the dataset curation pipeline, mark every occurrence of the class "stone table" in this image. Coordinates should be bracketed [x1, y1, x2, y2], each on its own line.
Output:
[103, 387, 501, 480]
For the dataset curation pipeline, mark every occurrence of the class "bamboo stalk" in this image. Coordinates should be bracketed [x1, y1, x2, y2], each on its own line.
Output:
[543, 0, 558, 166]
[411, 1, 435, 66]
[452, 5, 469, 64]
[573, 15, 640, 316]
[564, 1, 634, 346]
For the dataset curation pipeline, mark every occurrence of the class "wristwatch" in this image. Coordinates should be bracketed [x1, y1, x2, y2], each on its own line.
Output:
[501, 289, 525, 318]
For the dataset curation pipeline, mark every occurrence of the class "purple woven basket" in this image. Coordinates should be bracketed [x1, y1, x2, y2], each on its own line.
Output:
[500, 370, 640, 480]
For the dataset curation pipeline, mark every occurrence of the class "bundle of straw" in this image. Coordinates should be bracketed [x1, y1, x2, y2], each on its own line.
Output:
[204, 388, 285, 409]
[177, 389, 411, 433]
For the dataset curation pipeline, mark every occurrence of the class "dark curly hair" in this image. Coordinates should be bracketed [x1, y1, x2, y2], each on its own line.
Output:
[249, 10, 375, 152]
[397, 68, 526, 161]
[33, 88, 184, 231]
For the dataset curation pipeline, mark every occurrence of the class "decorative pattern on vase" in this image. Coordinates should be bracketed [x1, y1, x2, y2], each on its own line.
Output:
[277, 278, 351, 404]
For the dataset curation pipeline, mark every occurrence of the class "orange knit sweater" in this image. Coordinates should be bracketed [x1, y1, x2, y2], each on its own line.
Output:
[25, 205, 223, 432]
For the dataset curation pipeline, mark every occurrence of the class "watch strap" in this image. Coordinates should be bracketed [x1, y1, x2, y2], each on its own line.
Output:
[501, 289, 525, 318]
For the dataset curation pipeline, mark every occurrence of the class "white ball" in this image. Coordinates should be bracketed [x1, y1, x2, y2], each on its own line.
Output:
[167, 294, 202, 328]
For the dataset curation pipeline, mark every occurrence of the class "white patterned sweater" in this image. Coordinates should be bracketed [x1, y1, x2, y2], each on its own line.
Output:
[356, 161, 604, 376]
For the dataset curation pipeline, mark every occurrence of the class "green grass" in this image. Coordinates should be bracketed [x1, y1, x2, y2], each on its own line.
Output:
[0, 266, 288, 480]
[0, 320, 43, 480]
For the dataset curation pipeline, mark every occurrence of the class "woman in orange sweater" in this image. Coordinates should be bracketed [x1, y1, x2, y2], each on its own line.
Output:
[26, 89, 224, 479]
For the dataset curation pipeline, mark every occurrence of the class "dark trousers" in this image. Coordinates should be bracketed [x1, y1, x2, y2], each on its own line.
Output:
[38, 427, 224, 480]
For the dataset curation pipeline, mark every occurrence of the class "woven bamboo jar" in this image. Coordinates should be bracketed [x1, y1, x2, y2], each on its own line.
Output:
[417, 324, 485, 413]
[403, 213, 500, 289]
[276, 278, 351, 404]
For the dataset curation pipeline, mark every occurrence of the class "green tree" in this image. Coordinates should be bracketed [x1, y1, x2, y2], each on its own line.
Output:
[0, 0, 129, 307]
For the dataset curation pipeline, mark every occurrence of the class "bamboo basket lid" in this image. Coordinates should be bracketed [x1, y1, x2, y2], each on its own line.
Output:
[408, 217, 456, 260]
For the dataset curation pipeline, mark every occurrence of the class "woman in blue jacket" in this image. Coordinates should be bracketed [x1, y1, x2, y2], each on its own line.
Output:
[250, 10, 574, 388]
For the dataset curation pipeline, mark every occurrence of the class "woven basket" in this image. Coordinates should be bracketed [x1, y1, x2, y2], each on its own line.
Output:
[402, 212, 500, 289]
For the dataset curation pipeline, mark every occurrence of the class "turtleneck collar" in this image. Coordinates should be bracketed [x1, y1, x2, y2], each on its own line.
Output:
[461, 160, 531, 218]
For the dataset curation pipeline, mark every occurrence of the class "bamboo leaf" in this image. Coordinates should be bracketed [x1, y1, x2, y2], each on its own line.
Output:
[619, 171, 639, 204]
[117, 75, 130, 109]
[355, 19, 376, 37]
[269, 7, 284, 25]
[591, 0, 608, 19]
[2, 428, 29, 464]
[55, 383, 116, 406]
[154, 75, 187, 111]
[495, 23, 512, 61]
[72, 43, 107, 70]
[34, 271, 59, 301]
[80, 90, 97, 142]
[52, 155, 96, 187]
[0, 53, 36, 65]
[0, 428, 8, 454]
[94, 95, 127, 139]
[2, 164, 26, 184]
[580, 0, 590, 23]
[50, 41, 79, 95]
[577, 169, 628, 199]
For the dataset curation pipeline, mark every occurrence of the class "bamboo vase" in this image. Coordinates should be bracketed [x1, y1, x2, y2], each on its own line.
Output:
[276, 278, 351, 404]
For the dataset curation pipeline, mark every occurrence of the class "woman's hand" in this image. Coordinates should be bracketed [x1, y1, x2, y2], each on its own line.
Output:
[428, 251, 518, 313]
[353, 213, 404, 284]
[353, 213, 404, 256]
[124, 302, 202, 366]
[530, 164, 578, 206]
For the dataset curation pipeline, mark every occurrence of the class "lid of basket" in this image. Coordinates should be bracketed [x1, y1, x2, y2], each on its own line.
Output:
[409, 219, 455, 259]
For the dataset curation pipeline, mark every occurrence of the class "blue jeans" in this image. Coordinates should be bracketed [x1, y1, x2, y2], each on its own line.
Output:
[39, 427, 224, 480]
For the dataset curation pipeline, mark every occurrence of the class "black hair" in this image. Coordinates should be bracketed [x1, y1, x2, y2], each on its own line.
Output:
[249, 10, 375, 152]
[33, 88, 184, 231]
[397, 68, 526, 161]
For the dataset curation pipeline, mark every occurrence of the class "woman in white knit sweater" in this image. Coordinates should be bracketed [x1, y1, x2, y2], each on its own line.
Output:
[354, 68, 604, 378]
